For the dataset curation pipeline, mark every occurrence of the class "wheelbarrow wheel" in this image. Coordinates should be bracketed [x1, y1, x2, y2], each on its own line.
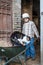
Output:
[0, 60, 6, 65]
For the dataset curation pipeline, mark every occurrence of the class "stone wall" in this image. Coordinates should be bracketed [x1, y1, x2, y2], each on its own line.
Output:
[12, 0, 33, 32]
[12, 0, 21, 32]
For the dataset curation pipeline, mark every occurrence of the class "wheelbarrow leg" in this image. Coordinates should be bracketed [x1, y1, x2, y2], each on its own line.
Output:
[0, 57, 7, 65]
[18, 55, 26, 65]
[0, 60, 6, 65]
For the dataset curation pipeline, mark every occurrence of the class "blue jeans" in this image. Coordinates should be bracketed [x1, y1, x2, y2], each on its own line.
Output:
[25, 37, 36, 59]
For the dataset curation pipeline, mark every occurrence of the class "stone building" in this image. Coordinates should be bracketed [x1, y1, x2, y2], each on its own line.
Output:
[0, 0, 40, 65]
[0, 0, 40, 42]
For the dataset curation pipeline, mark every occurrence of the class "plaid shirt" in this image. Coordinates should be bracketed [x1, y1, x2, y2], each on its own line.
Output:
[22, 21, 39, 38]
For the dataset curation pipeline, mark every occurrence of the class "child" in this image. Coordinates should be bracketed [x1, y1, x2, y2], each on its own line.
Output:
[22, 13, 39, 60]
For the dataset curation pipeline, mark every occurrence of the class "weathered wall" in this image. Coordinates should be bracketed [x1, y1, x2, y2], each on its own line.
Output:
[12, 0, 21, 32]
[12, 0, 33, 31]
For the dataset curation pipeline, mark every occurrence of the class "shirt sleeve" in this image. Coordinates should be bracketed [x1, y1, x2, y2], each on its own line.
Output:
[32, 22, 39, 38]
[22, 24, 25, 34]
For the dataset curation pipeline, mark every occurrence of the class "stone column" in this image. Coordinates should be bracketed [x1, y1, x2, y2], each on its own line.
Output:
[12, 0, 21, 32]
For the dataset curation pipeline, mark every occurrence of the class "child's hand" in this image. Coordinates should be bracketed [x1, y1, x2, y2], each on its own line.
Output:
[22, 42, 26, 46]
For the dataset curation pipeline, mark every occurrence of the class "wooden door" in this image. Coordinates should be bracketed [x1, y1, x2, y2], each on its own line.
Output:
[0, 0, 12, 41]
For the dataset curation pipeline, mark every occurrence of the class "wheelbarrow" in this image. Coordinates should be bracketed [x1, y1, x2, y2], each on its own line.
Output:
[0, 31, 38, 65]
[0, 31, 30, 65]
[0, 46, 27, 65]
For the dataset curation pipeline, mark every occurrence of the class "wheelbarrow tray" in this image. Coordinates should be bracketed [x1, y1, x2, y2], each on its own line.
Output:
[0, 46, 25, 59]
